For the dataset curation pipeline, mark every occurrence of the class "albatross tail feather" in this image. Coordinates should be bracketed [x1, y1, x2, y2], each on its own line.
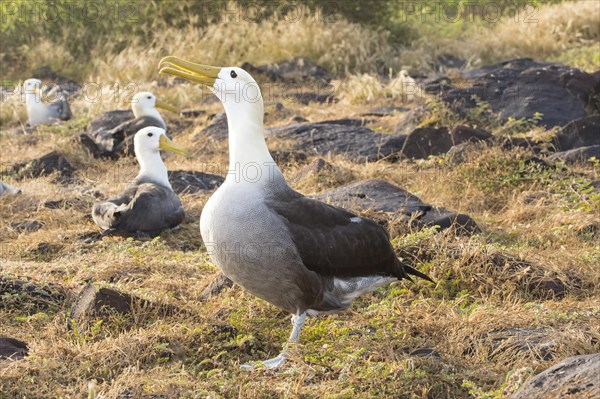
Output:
[402, 263, 435, 284]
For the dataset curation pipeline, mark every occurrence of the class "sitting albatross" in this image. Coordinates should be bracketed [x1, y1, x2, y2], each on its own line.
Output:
[90, 92, 179, 157]
[159, 56, 433, 369]
[24, 78, 72, 127]
[92, 126, 187, 235]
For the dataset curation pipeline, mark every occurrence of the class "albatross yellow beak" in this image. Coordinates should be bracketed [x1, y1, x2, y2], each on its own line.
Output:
[159, 134, 188, 157]
[123, 96, 179, 114]
[159, 56, 221, 87]
[155, 99, 179, 114]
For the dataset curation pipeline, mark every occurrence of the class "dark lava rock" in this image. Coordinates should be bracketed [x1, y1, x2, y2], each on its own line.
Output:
[548, 145, 600, 164]
[88, 110, 134, 133]
[199, 112, 228, 141]
[76, 133, 106, 158]
[400, 126, 451, 159]
[0, 337, 28, 361]
[421, 76, 453, 94]
[168, 170, 224, 194]
[489, 253, 570, 299]
[14, 151, 75, 183]
[443, 58, 598, 127]
[362, 106, 409, 117]
[0, 274, 67, 310]
[553, 116, 600, 151]
[510, 353, 600, 399]
[314, 179, 479, 234]
[496, 136, 540, 151]
[290, 116, 309, 124]
[69, 284, 176, 330]
[447, 142, 480, 164]
[242, 57, 332, 84]
[198, 273, 234, 302]
[477, 327, 557, 361]
[317, 118, 373, 127]
[419, 210, 479, 234]
[11, 220, 44, 233]
[266, 120, 406, 162]
[452, 125, 493, 142]
[400, 125, 491, 159]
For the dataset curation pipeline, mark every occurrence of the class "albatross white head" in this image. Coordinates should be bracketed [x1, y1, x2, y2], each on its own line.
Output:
[23, 78, 42, 97]
[158, 56, 277, 184]
[129, 92, 179, 130]
[134, 126, 188, 189]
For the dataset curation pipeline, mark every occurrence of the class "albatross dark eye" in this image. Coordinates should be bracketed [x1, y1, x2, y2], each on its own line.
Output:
[147, 96, 152, 99]
[147, 133, 153, 137]
[230, 70, 237, 78]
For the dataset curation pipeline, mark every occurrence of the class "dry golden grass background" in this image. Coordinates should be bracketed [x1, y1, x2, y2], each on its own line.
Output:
[1, 1, 599, 398]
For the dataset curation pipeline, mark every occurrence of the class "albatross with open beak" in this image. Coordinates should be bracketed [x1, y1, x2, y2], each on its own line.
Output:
[159, 56, 433, 369]
[92, 126, 187, 235]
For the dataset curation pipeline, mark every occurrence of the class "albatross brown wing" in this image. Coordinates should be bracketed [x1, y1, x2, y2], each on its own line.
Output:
[266, 188, 410, 280]
[47, 93, 72, 121]
[92, 185, 136, 231]
[92, 183, 184, 234]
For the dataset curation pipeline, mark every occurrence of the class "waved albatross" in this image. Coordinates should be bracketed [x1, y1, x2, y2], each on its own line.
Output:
[24, 78, 72, 127]
[159, 56, 433, 369]
[90, 91, 178, 156]
[92, 127, 187, 235]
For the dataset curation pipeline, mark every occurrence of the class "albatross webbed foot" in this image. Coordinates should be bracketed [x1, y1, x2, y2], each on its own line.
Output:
[240, 353, 287, 370]
[240, 312, 306, 371]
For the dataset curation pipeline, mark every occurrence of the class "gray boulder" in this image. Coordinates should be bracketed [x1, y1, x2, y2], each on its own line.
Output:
[511, 353, 600, 399]
[548, 145, 600, 164]
[553, 116, 600, 151]
[400, 125, 492, 159]
[314, 179, 479, 234]
[442, 58, 598, 127]
[168, 170, 224, 194]
[0, 337, 28, 361]
[266, 120, 406, 162]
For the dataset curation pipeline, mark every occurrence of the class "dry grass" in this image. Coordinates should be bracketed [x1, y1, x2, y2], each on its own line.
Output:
[1, 2, 599, 397]
[1, 86, 599, 397]
[336, 71, 425, 105]
[401, 0, 600, 72]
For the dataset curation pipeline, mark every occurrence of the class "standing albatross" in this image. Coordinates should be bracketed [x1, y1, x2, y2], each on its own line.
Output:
[24, 78, 72, 127]
[159, 56, 433, 369]
[92, 127, 187, 235]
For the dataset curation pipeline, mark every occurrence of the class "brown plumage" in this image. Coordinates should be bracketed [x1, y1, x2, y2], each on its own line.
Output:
[92, 178, 184, 235]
